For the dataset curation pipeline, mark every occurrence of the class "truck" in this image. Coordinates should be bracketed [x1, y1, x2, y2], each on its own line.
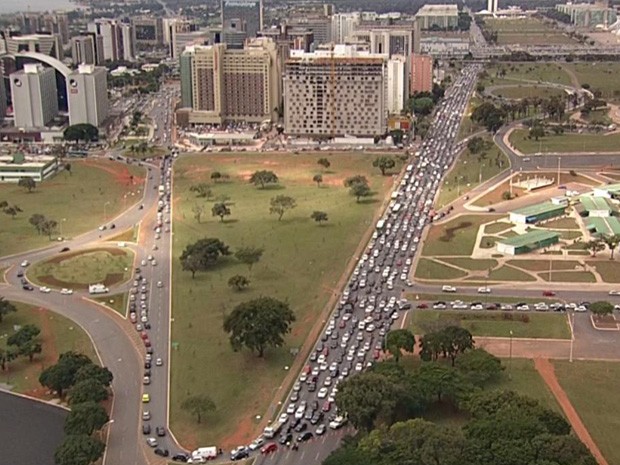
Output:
[263, 417, 287, 439]
[158, 185, 165, 195]
[88, 284, 109, 295]
[188, 446, 218, 463]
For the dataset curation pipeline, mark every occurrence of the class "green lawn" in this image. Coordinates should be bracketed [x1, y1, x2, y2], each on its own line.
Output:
[553, 360, 620, 465]
[436, 137, 510, 208]
[484, 222, 514, 234]
[481, 63, 572, 88]
[422, 215, 500, 256]
[507, 260, 582, 272]
[480, 235, 498, 249]
[491, 85, 566, 100]
[539, 271, 596, 283]
[590, 261, 620, 283]
[0, 301, 97, 393]
[509, 128, 620, 154]
[410, 310, 570, 339]
[542, 217, 579, 230]
[488, 265, 537, 282]
[440, 258, 497, 271]
[458, 95, 484, 141]
[28, 248, 133, 289]
[484, 18, 577, 46]
[92, 292, 128, 316]
[170, 152, 392, 447]
[414, 258, 468, 280]
[564, 62, 620, 100]
[0, 160, 145, 256]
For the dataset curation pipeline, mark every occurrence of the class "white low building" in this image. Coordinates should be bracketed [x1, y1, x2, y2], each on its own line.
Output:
[0, 153, 58, 182]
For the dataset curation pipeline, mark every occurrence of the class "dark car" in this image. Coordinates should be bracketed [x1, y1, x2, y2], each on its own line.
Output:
[20, 278, 27, 285]
[294, 422, 307, 433]
[22, 284, 34, 291]
[230, 448, 249, 461]
[142, 424, 151, 435]
[307, 382, 316, 392]
[144, 361, 151, 369]
[16, 270, 24, 278]
[60, 247, 70, 253]
[171, 453, 189, 462]
[154, 448, 169, 457]
[156, 426, 166, 437]
[310, 412, 324, 425]
[279, 433, 293, 445]
[297, 432, 313, 442]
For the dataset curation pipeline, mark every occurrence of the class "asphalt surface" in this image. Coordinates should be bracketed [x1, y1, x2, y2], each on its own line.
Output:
[0, 391, 67, 465]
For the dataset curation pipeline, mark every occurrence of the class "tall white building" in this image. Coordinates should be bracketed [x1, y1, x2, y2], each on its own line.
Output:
[487, 0, 498, 13]
[331, 13, 361, 43]
[119, 23, 135, 61]
[10, 64, 59, 128]
[387, 55, 407, 115]
[67, 64, 109, 127]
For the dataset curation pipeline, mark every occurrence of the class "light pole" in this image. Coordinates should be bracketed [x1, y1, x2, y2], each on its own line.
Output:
[103, 201, 111, 223]
[509, 330, 513, 379]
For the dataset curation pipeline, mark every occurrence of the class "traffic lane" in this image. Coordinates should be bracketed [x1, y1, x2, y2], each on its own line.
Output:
[0, 391, 67, 465]
[255, 430, 344, 465]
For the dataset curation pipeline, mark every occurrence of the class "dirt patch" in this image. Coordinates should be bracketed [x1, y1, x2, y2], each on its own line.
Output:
[221, 416, 255, 450]
[535, 358, 609, 465]
[45, 247, 127, 264]
[77, 159, 143, 187]
[440, 221, 472, 242]
[37, 272, 126, 290]
[592, 315, 618, 329]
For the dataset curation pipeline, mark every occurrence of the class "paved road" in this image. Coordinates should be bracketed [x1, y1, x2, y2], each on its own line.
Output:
[0, 391, 67, 465]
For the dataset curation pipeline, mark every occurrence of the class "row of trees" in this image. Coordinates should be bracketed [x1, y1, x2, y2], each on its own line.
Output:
[39, 351, 114, 465]
[180, 239, 264, 278]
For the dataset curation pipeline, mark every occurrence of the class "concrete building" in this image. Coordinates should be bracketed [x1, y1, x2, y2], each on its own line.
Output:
[415, 4, 459, 30]
[487, 0, 499, 14]
[283, 45, 387, 137]
[289, 16, 332, 44]
[586, 217, 620, 236]
[387, 56, 407, 114]
[579, 196, 613, 217]
[221, 0, 263, 38]
[180, 38, 280, 124]
[67, 64, 109, 127]
[71, 35, 98, 65]
[0, 152, 58, 183]
[1, 33, 61, 60]
[0, 79, 6, 122]
[350, 28, 414, 57]
[119, 23, 135, 61]
[88, 20, 120, 61]
[180, 51, 193, 108]
[410, 53, 433, 93]
[509, 202, 566, 224]
[593, 183, 620, 199]
[420, 37, 470, 58]
[496, 230, 560, 255]
[556, 2, 617, 28]
[10, 64, 58, 128]
[331, 13, 361, 43]
[18, 12, 69, 44]
[132, 17, 163, 46]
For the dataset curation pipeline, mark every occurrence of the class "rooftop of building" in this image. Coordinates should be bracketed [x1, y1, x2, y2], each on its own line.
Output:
[580, 196, 612, 211]
[416, 4, 459, 15]
[289, 44, 387, 61]
[497, 229, 560, 248]
[586, 216, 620, 235]
[510, 201, 566, 217]
[595, 182, 620, 193]
[0, 152, 56, 168]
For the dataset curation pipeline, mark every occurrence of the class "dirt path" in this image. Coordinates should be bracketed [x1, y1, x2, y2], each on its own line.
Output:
[534, 358, 608, 465]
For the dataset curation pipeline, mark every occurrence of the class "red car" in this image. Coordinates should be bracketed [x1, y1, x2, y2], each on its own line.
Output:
[140, 332, 149, 340]
[322, 401, 332, 412]
[261, 443, 278, 455]
[543, 291, 556, 297]
[417, 303, 428, 309]
[144, 338, 151, 347]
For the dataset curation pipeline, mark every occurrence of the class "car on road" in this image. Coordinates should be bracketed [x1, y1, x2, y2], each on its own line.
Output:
[143, 376, 150, 385]
[442, 285, 457, 293]
[156, 426, 166, 437]
[230, 446, 249, 461]
[315, 424, 326, 435]
[20, 260, 29, 267]
[154, 448, 169, 457]
[171, 453, 189, 462]
[22, 284, 34, 291]
[317, 387, 328, 398]
[142, 393, 150, 403]
[261, 443, 278, 454]
[146, 437, 158, 447]
[542, 291, 556, 297]
[477, 287, 491, 294]
[142, 411, 150, 420]
[39, 286, 51, 293]
[60, 288, 73, 295]
[609, 290, 620, 296]
[297, 431, 313, 442]
[60, 247, 70, 253]
[142, 424, 151, 435]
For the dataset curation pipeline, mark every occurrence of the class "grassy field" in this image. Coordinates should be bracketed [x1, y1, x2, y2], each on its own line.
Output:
[590, 261, 620, 283]
[440, 257, 497, 271]
[92, 292, 128, 316]
[509, 128, 620, 154]
[542, 217, 579, 230]
[488, 265, 537, 282]
[170, 152, 393, 447]
[414, 258, 467, 280]
[28, 248, 133, 289]
[0, 301, 97, 394]
[481, 63, 572, 87]
[553, 360, 620, 465]
[564, 62, 620, 100]
[422, 214, 500, 256]
[436, 136, 510, 208]
[410, 310, 570, 339]
[539, 271, 597, 283]
[458, 95, 484, 140]
[0, 159, 144, 256]
[484, 221, 514, 234]
[491, 85, 566, 101]
[484, 18, 577, 46]
[507, 260, 582, 272]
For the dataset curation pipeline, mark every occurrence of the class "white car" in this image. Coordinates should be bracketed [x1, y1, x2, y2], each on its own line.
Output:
[39, 286, 51, 293]
[609, 290, 620, 296]
[20, 260, 30, 267]
[317, 387, 328, 399]
[248, 437, 265, 451]
[477, 287, 491, 294]
[442, 285, 457, 293]
[354, 362, 363, 372]
[286, 403, 296, 414]
[60, 288, 73, 295]
[156, 358, 163, 366]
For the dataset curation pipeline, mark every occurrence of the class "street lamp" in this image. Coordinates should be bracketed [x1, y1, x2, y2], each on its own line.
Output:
[509, 330, 513, 379]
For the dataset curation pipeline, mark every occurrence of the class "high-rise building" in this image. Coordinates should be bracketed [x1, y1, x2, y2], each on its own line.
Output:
[350, 28, 413, 56]
[180, 38, 280, 124]
[284, 45, 387, 137]
[331, 12, 361, 43]
[415, 4, 459, 30]
[10, 64, 58, 128]
[0, 79, 6, 122]
[41, 12, 70, 45]
[132, 17, 163, 46]
[170, 20, 207, 59]
[387, 55, 407, 115]
[410, 53, 433, 93]
[67, 64, 109, 127]
[221, 0, 263, 38]
[1, 33, 61, 59]
[88, 20, 120, 61]
[71, 35, 98, 65]
[119, 23, 135, 61]
[487, 0, 499, 13]
[289, 16, 332, 44]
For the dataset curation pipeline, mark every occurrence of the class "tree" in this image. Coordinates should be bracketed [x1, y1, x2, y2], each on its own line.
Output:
[529, 125, 545, 141]
[74, 364, 113, 387]
[181, 395, 216, 424]
[210, 171, 222, 183]
[441, 326, 475, 366]
[228, 274, 250, 291]
[4, 204, 22, 219]
[269, 195, 297, 221]
[63, 123, 99, 143]
[7, 324, 41, 361]
[317, 158, 331, 170]
[372, 156, 397, 176]
[411, 97, 435, 116]
[313, 174, 323, 187]
[351, 183, 372, 202]
[0, 347, 18, 371]
[310, 210, 329, 225]
[64, 402, 109, 435]
[211, 202, 231, 222]
[54, 435, 105, 465]
[467, 136, 486, 155]
[249, 170, 278, 189]
[39, 352, 93, 398]
[589, 301, 614, 317]
[385, 329, 415, 362]
[223, 297, 296, 357]
[455, 348, 503, 386]
[40, 219, 58, 240]
[602, 234, 620, 260]
[180, 238, 231, 278]
[417, 363, 466, 403]
[222, 245, 257, 274]
[191, 204, 205, 223]
[585, 239, 605, 257]
[18, 177, 36, 193]
[18, 339, 42, 362]
[29, 213, 46, 234]
[190, 183, 212, 199]
[69, 378, 109, 405]
[0, 297, 17, 323]
[344, 175, 369, 188]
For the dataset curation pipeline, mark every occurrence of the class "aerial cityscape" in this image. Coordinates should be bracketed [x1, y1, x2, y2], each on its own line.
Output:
[1, 0, 620, 464]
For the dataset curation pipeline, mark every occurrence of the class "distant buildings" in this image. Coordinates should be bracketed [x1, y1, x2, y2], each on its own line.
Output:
[68, 64, 109, 127]
[71, 35, 103, 65]
[221, 0, 264, 38]
[331, 12, 361, 43]
[420, 37, 470, 58]
[487, 0, 499, 14]
[283, 46, 387, 137]
[17, 11, 69, 45]
[556, 2, 617, 28]
[131, 17, 163, 47]
[410, 54, 433, 93]
[167, 19, 208, 59]
[10, 64, 59, 129]
[350, 27, 414, 57]
[415, 4, 459, 30]
[87, 19, 134, 62]
[387, 56, 408, 114]
[0, 153, 59, 183]
[1, 33, 61, 60]
[288, 16, 332, 44]
[179, 38, 280, 125]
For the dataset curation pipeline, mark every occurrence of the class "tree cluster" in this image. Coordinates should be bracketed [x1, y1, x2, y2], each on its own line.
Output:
[372, 156, 397, 176]
[344, 175, 372, 203]
[63, 124, 99, 143]
[40, 352, 113, 465]
[0, 200, 23, 219]
[471, 102, 507, 133]
[29, 214, 59, 240]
